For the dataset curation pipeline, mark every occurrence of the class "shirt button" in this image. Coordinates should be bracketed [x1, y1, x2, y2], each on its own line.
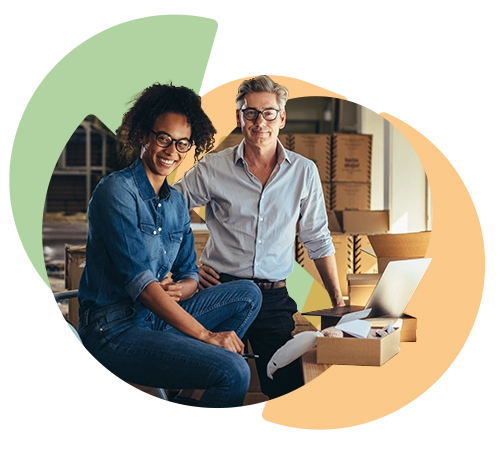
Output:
[157, 273, 160, 278]
[164, 251, 166, 254]
[153, 231, 157, 235]
[256, 262, 260, 266]
[158, 228, 162, 232]
[258, 240, 262, 244]
[259, 217, 264, 222]
[158, 203, 162, 208]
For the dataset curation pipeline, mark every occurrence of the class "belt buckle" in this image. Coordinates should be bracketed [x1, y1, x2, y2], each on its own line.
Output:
[255, 280, 267, 289]
[255, 280, 284, 290]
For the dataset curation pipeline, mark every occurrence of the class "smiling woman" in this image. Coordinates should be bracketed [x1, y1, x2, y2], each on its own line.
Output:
[117, 83, 216, 163]
[76, 83, 262, 408]
[140, 113, 192, 193]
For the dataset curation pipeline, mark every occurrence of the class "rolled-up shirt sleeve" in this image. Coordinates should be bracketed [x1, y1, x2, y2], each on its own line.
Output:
[173, 159, 211, 210]
[298, 162, 335, 260]
[88, 176, 157, 302]
[124, 271, 158, 302]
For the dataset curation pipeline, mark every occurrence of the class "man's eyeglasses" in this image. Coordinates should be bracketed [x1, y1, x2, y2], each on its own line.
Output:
[150, 130, 193, 153]
[239, 108, 280, 121]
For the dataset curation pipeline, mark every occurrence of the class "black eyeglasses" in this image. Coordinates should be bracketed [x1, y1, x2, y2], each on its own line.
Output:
[239, 108, 280, 121]
[150, 130, 193, 153]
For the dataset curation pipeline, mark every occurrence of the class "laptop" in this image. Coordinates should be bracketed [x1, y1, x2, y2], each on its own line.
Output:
[303, 258, 431, 323]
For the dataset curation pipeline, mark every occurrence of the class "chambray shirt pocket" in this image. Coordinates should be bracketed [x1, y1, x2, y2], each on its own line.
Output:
[139, 222, 162, 262]
[166, 230, 183, 265]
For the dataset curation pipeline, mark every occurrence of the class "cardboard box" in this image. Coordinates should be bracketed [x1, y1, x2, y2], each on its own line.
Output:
[316, 328, 400, 366]
[353, 235, 378, 274]
[347, 273, 380, 306]
[331, 133, 372, 182]
[65, 244, 86, 328]
[288, 134, 333, 182]
[301, 348, 331, 384]
[287, 133, 372, 183]
[329, 210, 389, 235]
[368, 231, 431, 273]
[323, 182, 371, 211]
[308, 306, 417, 343]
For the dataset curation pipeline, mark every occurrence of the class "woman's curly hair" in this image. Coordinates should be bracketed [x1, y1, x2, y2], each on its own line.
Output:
[117, 83, 216, 163]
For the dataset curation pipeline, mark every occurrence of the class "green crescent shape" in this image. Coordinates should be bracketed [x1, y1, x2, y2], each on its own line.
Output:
[289, 262, 314, 312]
[9, 16, 218, 287]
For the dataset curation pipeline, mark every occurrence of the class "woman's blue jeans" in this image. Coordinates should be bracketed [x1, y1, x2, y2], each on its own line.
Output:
[78, 280, 262, 408]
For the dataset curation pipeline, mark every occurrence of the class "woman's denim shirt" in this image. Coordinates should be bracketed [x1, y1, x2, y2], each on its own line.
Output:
[78, 158, 199, 312]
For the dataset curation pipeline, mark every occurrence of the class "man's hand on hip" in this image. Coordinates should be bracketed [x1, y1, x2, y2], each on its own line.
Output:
[198, 265, 221, 290]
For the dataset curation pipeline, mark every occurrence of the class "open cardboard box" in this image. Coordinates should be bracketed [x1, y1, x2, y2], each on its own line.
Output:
[319, 272, 418, 342]
[317, 329, 400, 366]
[317, 309, 401, 366]
[316, 312, 417, 342]
[367, 231, 431, 273]
[306, 257, 431, 342]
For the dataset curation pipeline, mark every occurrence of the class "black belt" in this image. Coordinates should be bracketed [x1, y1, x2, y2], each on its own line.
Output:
[218, 273, 286, 290]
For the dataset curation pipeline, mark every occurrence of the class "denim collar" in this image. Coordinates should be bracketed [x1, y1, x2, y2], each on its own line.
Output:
[130, 158, 171, 201]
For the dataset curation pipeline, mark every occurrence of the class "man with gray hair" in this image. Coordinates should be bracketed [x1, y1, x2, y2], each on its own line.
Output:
[174, 75, 344, 399]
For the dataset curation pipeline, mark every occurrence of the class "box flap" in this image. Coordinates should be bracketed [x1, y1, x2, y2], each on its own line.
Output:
[327, 211, 343, 233]
[335, 320, 371, 338]
[337, 308, 372, 324]
[336, 309, 372, 338]
[347, 273, 380, 286]
[368, 231, 431, 258]
[329, 211, 389, 235]
[360, 247, 376, 257]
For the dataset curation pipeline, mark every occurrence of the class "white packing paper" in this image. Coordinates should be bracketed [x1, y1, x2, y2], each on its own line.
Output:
[266, 331, 323, 379]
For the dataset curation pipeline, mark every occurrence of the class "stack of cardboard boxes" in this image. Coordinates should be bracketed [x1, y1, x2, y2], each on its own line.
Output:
[283, 132, 389, 298]
[282, 133, 373, 210]
[286, 133, 430, 365]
